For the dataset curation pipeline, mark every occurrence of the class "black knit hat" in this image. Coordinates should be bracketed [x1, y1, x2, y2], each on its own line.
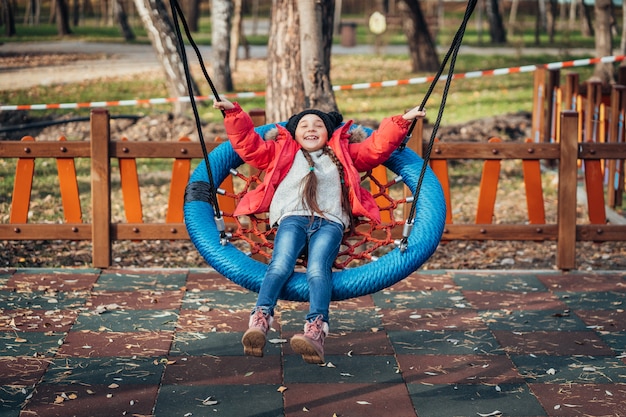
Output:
[285, 109, 343, 139]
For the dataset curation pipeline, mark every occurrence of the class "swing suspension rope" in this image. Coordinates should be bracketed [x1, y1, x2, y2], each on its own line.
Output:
[398, 0, 478, 251]
[173, 0, 476, 251]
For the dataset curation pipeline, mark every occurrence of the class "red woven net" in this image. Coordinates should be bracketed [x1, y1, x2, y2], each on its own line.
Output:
[219, 165, 410, 269]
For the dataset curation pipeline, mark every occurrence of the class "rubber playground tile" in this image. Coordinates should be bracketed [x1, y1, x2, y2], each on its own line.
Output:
[283, 354, 403, 384]
[21, 383, 159, 417]
[554, 290, 626, 310]
[278, 308, 382, 333]
[536, 271, 626, 292]
[283, 383, 417, 417]
[0, 309, 77, 332]
[396, 354, 524, 385]
[86, 290, 183, 310]
[329, 294, 376, 310]
[384, 271, 458, 291]
[0, 290, 86, 310]
[597, 332, 626, 355]
[71, 309, 179, 332]
[529, 382, 626, 417]
[0, 331, 64, 357]
[480, 310, 588, 331]
[408, 383, 547, 417]
[94, 270, 187, 291]
[372, 290, 469, 309]
[574, 309, 626, 331]
[58, 330, 173, 357]
[279, 330, 394, 356]
[0, 356, 49, 386]
[462, 290, 569, 311]
[388, 330, 504, 355]
[451, 271, 548, 292]
[380, 308, 486, 331]
[0, 386, 32, 416]
[492, 330, 615, 356]
[155, 384, 283, 417]
[42, 357, 165, 385]
[162, 355, 283, 385]
[6, 271, 99, 292]
[170, 331, 281, 357]
[186, 270, 245, 291]
[177, 308, 250, 332]
[511, 354, 626, 384]
[182, 289, 258, 310]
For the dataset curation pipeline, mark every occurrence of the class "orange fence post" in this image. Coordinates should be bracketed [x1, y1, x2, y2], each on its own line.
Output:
[607, 85, 626, 209]
[166, 137, 192, 223]
[557, 111, 579, 270]
[584, 81, 607, 224]
[522, 138, 546, 224]
[430, 139, 452, 224]
[119, 137, 143, 223]
[546, 69, 560, 143]
[475, 137, 502, 224]
[9, 136, 36, 224]
[91, 109, 112, 268]
[532, 68, 546, 143]
[56, 136, 83, 223]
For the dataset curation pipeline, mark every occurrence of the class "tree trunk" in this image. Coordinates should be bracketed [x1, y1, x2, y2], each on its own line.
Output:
[1, 0, 16, 36]
[298, 0, 337, 111]
[621, 0, 626, 56]
[546, 0, 557, 43]
[485, 0, 506, 44]
[115, 0, 135, 41]
[185, 0, 199, 32]
[230, 0, 243, 71]
[507, 0, 519, 39]
[266, 0, 304, 122]
[55, 0, 72, 35]
[591, 0, 614, 84]
[398, 0, 439, 73]
[133, 0, 193, 115]
[580, 1, 593, 37]
[212, 0, 234, 92]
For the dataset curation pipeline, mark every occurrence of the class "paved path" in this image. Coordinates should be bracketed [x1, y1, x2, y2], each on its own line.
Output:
[0, 40, 596, 91]
[1, 267, 625, 416]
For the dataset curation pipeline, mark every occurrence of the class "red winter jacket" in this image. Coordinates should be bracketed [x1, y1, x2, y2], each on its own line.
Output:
[223, 103, 411, 224]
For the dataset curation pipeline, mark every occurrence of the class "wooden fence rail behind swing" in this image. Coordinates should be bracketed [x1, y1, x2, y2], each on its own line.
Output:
[1, 108, 626, 270]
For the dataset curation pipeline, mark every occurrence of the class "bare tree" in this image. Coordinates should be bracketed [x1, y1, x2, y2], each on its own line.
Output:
[1, 0, 16, 36]
[591, 0, 614, 84]
[485, 0, 506, 44]
[185, 0, 200, 32]
[55, 0, 72, 35]
[212, 0, 234, 92]
[133, 0, 195, 115]
[398, 0, 439, 73]
[114, 0, 135, 41]
[266, 0, 336, 121]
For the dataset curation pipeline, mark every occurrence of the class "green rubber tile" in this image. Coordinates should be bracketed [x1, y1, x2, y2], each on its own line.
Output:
[94, 271, 187, 291]
[42, 357, 165, 385]
[537, 271, 626, 292]
[451, 271, 548, 292]
[283, 354, 402, 384]
[408, 383, 547, 417]
[529, 383, 626, 417]
[397, 354, 524, 385]
[22, 383, 158, 417]
[72, 309, 179, 332]
[162, 355, 283, 385]
[278, 309, 382, 333]
[389, 330, 504, 355]
[597, 332, 626, 356]
[284, 382, 417, 416]
[0, 290, 86, 310]
[511, 354, 626, 384]
[58, 330, 173, 357]
[480, 310, 588, 331]
[15, 268, 100, 275]
[492, 330, 615, 356]
[555, 291, 626, 310]
[462, 290, 568, 311]
[372, 290, 469, 309]
[0, 357, 49, 386]
[0, 385, 32, 417]
[155, 384, 283, 417]
[182, 290, 257, 310]
[575, 310, 626, 331]
[0, 331, 64, 357]
[0, 309, 77, 332]
[170, 332, 281, 357]
[7, 271, 99, 292]
[381, 308, 486, 331]
[86, 290, 184, 310]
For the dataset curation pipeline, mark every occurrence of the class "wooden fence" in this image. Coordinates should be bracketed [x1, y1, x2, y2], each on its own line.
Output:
[1, 80, 626, 270]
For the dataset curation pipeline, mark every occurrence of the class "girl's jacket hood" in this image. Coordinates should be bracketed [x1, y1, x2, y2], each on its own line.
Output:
[223, 103, 411, 224]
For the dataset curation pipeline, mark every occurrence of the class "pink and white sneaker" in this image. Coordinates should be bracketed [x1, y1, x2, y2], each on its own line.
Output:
[290, 316, 329, 364]
[242, 309, 273, 357]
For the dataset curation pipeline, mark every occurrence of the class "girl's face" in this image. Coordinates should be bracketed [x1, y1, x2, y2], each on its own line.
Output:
[294, 114, 328, 152]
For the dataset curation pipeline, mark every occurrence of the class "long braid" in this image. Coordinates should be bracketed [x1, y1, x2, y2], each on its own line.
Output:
[300, 149, 324, 217]
[323, 146, 355, 232]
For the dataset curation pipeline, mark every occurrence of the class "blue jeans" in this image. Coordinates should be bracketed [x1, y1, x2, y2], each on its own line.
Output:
[255, 215, 344, 324]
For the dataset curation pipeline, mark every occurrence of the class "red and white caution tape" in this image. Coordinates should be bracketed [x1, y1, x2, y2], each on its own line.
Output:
[2, 55, 624, 111]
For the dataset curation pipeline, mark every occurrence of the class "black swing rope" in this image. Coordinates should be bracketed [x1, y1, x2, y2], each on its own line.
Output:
[397, 0, 478, 251]
[171, 0, 476, 251]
